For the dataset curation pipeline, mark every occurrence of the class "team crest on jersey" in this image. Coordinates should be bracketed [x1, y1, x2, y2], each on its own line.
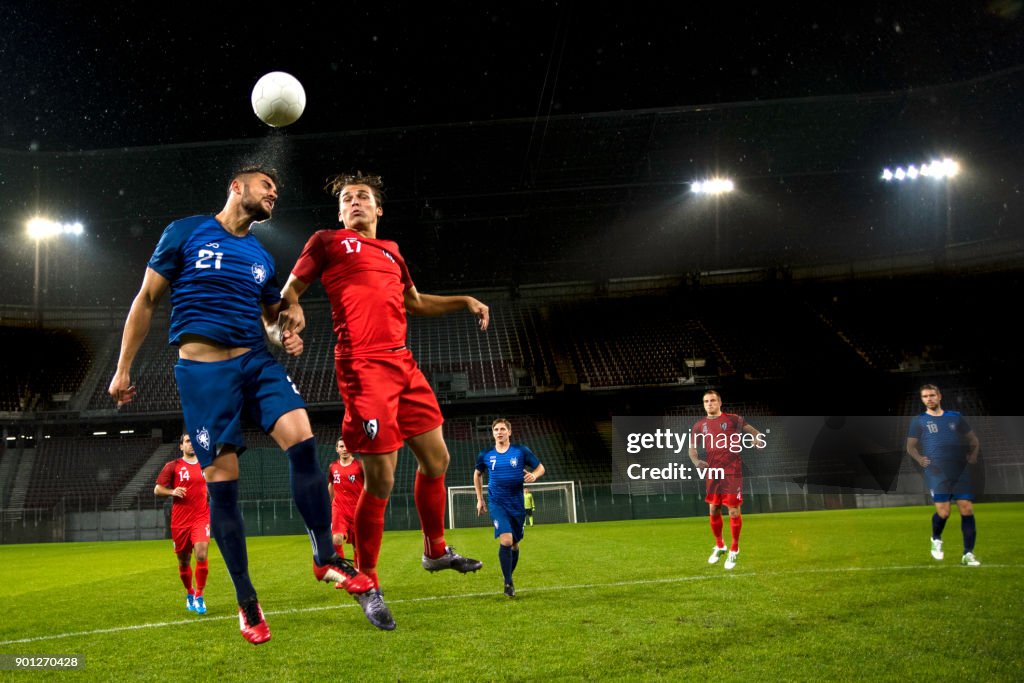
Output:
[196, 427, 211, 452]
[251, 263, 268, 284]
[510, 456, 518, 468]
[348, 474, 357, 483]
[363, 419, 379, 440]
[719, 421, 728, 431]
[948, 423, 957, 431]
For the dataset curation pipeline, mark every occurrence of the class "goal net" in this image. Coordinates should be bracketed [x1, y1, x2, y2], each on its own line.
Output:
[448, 480, 578, 529]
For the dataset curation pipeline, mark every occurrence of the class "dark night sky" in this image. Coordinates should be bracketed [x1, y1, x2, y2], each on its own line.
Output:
[2, 2, 1023, 151]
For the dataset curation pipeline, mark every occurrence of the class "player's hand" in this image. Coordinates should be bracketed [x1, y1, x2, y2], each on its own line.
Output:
[467, 297, 489, 331]
[282, 329, 304, 357]
[476, 499, 487, 516]
[523, 471, 536, 483]
[918, 456, 931, 468]
[108, 371, 137, 407]
[172, 487, 186, 498]
[695, 460, 708, 470]
[277, 303, 306, 335]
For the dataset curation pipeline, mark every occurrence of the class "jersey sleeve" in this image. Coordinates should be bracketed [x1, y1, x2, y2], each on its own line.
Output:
[475, 451, 487, 473]
[907, 417, 922, 439]
[291, 231, 328, 284]
[957, 416, 973, 434]
[147, 220, 192, 281]
[260, 255, 282, 306]
[393, 245, 415, 291]
[155, 460, 176, 488]
[521, 445, 541, 469]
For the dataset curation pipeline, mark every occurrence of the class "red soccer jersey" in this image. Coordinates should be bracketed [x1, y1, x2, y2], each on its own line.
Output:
[691, 413, 747, 476]
[329, 459, 364, 514]
[292, 228, 415, 358]
[156, 458, 209, 528]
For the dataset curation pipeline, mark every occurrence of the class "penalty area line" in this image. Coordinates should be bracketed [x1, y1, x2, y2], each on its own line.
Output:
[2, 562, 1020, 645]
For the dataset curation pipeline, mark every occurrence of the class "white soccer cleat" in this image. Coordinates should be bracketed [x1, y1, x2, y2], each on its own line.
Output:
[961, 552, 980, 567]
[930, 538, 944, 561]
[724, 550, 739, 570]
[708, 546, 728, 564]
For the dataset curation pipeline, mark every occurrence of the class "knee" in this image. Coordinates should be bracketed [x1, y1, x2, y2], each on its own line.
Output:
[365, 473, 394, 499]
[196, 550, 208, 562]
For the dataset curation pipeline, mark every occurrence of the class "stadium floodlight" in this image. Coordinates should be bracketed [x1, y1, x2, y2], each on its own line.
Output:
[881, 158, 959, 182]
[26, 217, 85, 239]
[691, 178, 735, 195]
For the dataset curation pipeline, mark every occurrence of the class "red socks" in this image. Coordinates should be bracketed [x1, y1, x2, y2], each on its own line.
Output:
[415, 471, 448, 559]
[178, 564, 193, 594]
[710, 513, 725, 548]
[730, 515, 742, 551]
[355, 491, 388, 588]
[195, 559, 208, 595]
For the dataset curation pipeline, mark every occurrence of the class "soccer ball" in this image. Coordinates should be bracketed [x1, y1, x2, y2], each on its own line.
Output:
[251, 72, 306, 128]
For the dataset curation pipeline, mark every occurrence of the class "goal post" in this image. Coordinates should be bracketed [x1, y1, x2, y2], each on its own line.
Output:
[448, 480, 579, 529]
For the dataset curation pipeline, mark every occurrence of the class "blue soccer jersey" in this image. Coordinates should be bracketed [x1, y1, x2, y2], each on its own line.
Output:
[475, 444, 541, 515]
[908, 412, 972, 462]
[148, 215, 281, 348]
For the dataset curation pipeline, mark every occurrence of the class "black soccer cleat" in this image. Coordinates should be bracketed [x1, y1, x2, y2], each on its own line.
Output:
[504, 583, 516, 598]
[355, 588, 396, 631]
[421, 546, 483, 573]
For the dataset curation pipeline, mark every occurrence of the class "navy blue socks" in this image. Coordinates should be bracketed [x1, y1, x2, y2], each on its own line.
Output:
[208, 479, 256, 604]
[286, 437, 334, 565]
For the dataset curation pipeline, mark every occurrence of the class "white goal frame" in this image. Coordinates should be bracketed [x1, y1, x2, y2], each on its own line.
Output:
[447, 480, 579, 528]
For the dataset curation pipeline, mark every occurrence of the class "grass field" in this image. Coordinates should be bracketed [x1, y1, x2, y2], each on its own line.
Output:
[1, 503, 1022, 681]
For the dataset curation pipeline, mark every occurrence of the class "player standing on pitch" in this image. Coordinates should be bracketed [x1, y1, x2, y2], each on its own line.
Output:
[279, 171, 488, 630]
[906, 384, 981, 566]
[109, 167, 373, 644]
[328, 437, 363, 571]
[474, 418, 545, 597]
[688, 390, 765, 570]
[154, 433, 210, 615]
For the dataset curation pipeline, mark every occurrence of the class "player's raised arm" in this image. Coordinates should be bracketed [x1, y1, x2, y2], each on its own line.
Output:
[403, 287, 489, 330]
[262, 301, 304, 357]
[278, 273, 310, 334]
[109, 267, 170, 406]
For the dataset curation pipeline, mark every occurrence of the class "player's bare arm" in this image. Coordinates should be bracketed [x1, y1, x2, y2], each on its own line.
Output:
[524, 463, 546, 483]
[278, 274, 310, 334]
[906, 437, 930, 467]
[688, 447, 707, 469]
[403, 287, 490, 330]
[966, 431, 980, 464]
[474, 470, 487, 516]
[109, 267, 170, 406]
[154, 484, 186, 498]
[262, 302, 304, 357]
[743, 423, 767, 448]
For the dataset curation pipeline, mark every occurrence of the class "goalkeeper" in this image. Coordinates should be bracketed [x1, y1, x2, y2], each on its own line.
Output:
[474, 418, 545, 598]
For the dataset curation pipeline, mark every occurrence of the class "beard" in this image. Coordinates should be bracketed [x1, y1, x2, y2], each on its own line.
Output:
[242, 188, 273, 222]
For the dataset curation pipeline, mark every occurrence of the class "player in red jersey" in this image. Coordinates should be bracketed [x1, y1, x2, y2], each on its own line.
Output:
[687, 390, 765, 570]
[280, 172, 488, 630]
[154, 433, 211, 614]
[328, 437, 362, 570]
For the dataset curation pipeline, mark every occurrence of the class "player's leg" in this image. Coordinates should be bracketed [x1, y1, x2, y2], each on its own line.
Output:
[193, 528, 209, 613]
[174, 540, 195, 611]
[331, 505, 347, 560]
[956, 498, 979, 565]
[931, 499, 951, 560]
[350, 450, 398, 630]
[724, 501, 742, 570]
[706, 496, 727, 564]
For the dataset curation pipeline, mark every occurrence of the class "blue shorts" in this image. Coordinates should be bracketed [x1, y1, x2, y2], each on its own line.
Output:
[490, 502, 525, 543]
[174, 348, 306, 467]
[924, 459, 974, 503]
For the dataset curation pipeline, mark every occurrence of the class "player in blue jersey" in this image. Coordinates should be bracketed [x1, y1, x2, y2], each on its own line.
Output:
[906, 384, 981, 566]
[474, 418, 545, 597]
[107, 167, 374, 643]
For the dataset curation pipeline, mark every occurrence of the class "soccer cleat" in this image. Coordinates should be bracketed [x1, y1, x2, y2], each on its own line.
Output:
[194, 596, 207, 615]
[504, 583, 516, 598]
[313, 555, 374, 595]
[724, 550, 739, 570]
[186, 594, 196, 612]
[421, 546, 483, 573]
[708, 546, 728, 565]
[930, 537, 945, 561]
[961, 552, 981, 567]
[355, 589, 396, 631]
[237, 597, 271, 645]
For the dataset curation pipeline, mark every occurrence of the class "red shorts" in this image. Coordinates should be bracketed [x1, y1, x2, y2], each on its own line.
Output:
[332, 504, 355, 540]
[705, 475, 743, 508]
[171, 519, 210, 554]
[335, 351, 444, 454]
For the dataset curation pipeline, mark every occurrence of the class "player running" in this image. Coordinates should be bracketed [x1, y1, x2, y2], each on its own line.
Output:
[474, 418, 545, 597]
[688, 390, 765, 570]
[907, 384, 981, 566]
[328, 437, 363, 573]
[154, 433, 210, 614]
[280, 171, 487, 630]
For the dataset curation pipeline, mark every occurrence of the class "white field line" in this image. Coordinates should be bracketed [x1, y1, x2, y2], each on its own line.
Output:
[2, 563, 1021, 646]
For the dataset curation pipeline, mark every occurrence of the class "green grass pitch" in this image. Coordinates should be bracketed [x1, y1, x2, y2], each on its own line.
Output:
[1, 503, 1021, 681]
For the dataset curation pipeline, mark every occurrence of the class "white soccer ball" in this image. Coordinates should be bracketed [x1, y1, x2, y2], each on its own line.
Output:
[251, 72, 306, 128]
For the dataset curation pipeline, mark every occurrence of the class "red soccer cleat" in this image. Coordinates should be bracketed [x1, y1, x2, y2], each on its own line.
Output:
[237, 597, 271, 645]
[313, 555, 374, 595]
